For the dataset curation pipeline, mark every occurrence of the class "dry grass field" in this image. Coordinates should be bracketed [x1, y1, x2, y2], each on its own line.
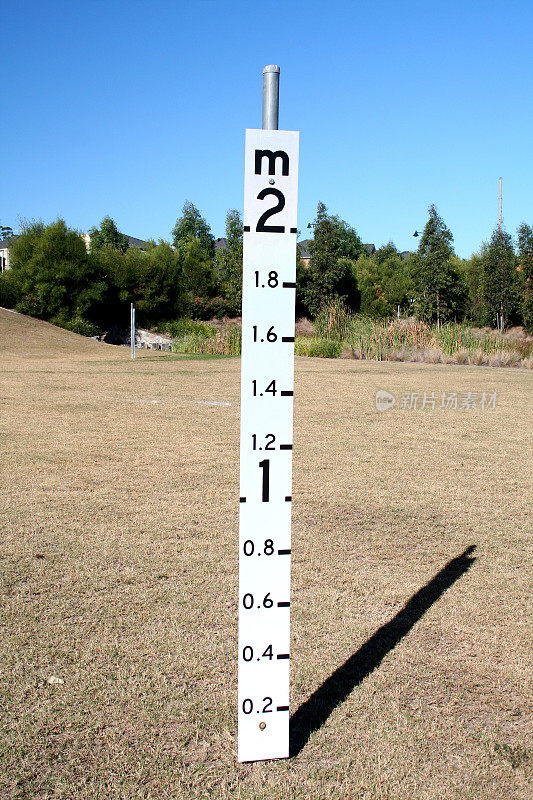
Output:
[1, 307, 532, 800]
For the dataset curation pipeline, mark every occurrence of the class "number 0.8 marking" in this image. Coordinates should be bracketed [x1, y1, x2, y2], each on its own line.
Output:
[243, 539, 274, 556]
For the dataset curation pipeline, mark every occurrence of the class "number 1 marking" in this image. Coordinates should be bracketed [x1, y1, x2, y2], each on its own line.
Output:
[259, 458, 270, 502]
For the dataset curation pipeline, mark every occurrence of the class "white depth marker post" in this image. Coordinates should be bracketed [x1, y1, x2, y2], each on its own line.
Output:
[238, 65, 299, 763]
[130, 303, 135, 359]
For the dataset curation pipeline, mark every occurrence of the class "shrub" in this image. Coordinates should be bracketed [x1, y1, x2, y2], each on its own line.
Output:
[164, 319, 217, 338]
[295, 337, 343, 358]
[189, 295, 231, 320]
[50, 315, 100, 337]
[15, 294, 42, 317]
[0, 274, 18, 309]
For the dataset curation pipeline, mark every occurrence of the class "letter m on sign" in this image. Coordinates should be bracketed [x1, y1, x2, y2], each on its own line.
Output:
[255, 150, 290, 176]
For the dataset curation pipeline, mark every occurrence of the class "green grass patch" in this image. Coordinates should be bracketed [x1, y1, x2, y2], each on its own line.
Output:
[161, 318, 218, 338]
[295, 337, 343, 358]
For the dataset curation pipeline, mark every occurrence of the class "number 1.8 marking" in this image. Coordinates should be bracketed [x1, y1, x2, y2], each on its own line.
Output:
[254, 270, 278, 288]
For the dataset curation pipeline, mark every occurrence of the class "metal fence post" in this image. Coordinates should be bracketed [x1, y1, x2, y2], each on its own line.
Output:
[131, 303, 135, 359]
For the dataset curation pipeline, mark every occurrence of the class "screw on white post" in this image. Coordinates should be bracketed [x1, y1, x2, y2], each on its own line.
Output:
[237, 66, 299, 763]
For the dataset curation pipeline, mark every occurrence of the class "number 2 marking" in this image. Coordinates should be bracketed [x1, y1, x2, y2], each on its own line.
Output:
[256, 188, 285, 233]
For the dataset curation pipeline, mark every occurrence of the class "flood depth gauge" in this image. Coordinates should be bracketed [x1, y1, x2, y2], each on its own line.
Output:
[238, 65, 299, 763]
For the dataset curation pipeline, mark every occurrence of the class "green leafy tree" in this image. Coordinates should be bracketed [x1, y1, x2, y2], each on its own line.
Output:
[88, 216, 129, 253]
[374, 241, 399, 265]
[480, 227, 518, 329]
[411, 205, 466, 325]
[171, 201, 217, 310]
[140, 241, 185, 323]
[181, 236, 217, 298]
[355, 244, 413, 318]
[97, 246, 141, 307]
[303, 202, 363, 316]
[295, 250, 308, 318]
[0, 224, 14, 239]
[9, 219, 108, 323]
[215, 209, 243, 315]
[517, 223, 533, 333]
[172, 201, 215, 258]
[462, 254, 486, 325]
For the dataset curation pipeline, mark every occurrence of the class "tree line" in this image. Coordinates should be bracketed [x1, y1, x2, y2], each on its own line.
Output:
[1, 201, 532, 334]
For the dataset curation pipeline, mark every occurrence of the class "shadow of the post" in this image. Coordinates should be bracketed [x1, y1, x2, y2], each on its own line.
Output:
[289, 545, 477, 757]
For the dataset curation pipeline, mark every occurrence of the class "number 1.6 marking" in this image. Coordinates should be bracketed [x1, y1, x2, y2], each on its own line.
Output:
[253, 325, 277, 342]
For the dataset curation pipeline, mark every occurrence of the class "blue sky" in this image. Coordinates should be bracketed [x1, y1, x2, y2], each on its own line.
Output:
[2, 0, 532, 258]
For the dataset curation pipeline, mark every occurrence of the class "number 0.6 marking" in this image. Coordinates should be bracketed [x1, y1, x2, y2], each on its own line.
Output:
[242, 592, 273, 609]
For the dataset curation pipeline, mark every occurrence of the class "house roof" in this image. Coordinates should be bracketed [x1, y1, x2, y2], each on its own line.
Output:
[297, 238, 312, 259]
[125, 235, 149, 249]
[0, 235, 19, 249]
[215, 237, 228, 252]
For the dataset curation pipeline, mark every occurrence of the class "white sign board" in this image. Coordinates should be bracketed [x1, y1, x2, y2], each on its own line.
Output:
[238, 128, 299, 762]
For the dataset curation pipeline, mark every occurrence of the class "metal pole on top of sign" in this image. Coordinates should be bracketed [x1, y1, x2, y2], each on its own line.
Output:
[262, 65, 279, 130]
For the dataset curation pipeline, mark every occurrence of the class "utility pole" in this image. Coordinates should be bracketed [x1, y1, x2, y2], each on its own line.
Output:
[498, 179, 504, 332]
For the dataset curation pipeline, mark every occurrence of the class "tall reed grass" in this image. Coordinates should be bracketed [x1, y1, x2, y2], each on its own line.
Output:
[171, 325, 241, 356]
[309, 300, 533, 366]
[166, 303, 532, 367]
